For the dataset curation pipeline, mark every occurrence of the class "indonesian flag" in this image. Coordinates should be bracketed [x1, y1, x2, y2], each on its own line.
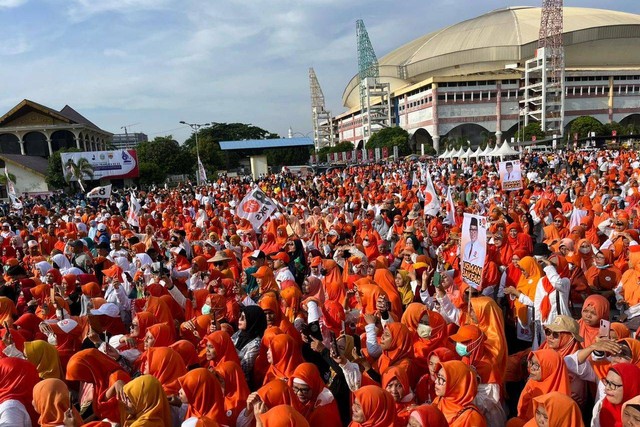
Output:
[127, 192, 141, 227]
[87, 184, 112, 199]
[442, 186, 456, 226]
[423, 169, 442, 217]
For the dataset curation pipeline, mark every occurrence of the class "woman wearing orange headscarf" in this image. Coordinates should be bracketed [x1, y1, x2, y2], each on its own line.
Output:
[259, 404, 310, 427]
[509, 349, 570, 426]
[543, 214, 569, 246]
[522, 392, 584, 427]
[505, 256, 542, 345]
[0, 357, 41, 426]
[400, 303, 449, 377]
[433, 360, 487, 427]
[177, 368, 225, 425]
[215, 361, 250, 426]
[578, 294, 610, 348]
[585, 249, 622, 294]
[372, 262, 403, 316]
[322, 259, 346, 305]
[369, 322, 415, 386]
[32, 378, 83, 427]
[619, 245, 640, 320]
[381, 366, 415, 425]
[259, 294, 302, 345]
[122, 375, 172, 427]
[204, 330, 242, 368]
[288, 363, 342, 427]
[263, 334, 304, 384]
[142, 347, 187, 397]
[349, 385, 397, 427]
[252, 266, 279, 295]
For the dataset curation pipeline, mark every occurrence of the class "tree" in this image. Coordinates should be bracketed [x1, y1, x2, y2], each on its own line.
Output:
[137, 162, 166, 187]
[46, 148, 82, 189]
[136, 136, 196, 178]
[366, 127, 411, 156]
[570, 116, 604, 138]
[518, 122, 546, 142]
[603, 121, 623, 137]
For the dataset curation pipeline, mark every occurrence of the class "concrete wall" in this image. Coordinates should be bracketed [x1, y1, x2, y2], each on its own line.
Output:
[7, 163, 48, 195]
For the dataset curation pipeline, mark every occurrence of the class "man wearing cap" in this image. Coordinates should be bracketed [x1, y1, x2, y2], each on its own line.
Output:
[245, 250, 266, 297]
[271, 251, 295, 287]
[462, 217, 485, 265]
[95, 223, 110, 246]
[70, 239, 92, 273]
[109, 234, 127, 260]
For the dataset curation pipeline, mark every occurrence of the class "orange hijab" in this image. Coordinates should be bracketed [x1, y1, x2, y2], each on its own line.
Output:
[515, 257, 543, 323]
[252, 266, 279, 294]
[372, 265, 403, 315]
[215, 361, 250, 426]
[433, 361, 485, 427]
[517, 349, 570, 421]
[289, 362, 342, 426]
[578, 294, 610, 348]
[145, 347, 187, 395]
[377, 323, 414, 378]
[32, 378, 83, 427]
[205, 331, 242, 366]
[263, 334, 304, 384]
[322, 259, 346, 304]
[260, 405, 310, 427]
[522, 392, 584, 427]
[620, 246, 640, 305]
[350, 385, 397, 427]
[178, 368, 225, 423]
[468, 297, 508, 381]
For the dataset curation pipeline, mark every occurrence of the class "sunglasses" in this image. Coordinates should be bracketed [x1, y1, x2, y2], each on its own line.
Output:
[214, 262, 225, 267]
[544, 329, 560, 339]
[616, 222, 625, 226]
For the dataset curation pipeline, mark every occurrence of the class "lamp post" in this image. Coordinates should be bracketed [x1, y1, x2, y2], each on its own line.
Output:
[179, 121, 210, 186]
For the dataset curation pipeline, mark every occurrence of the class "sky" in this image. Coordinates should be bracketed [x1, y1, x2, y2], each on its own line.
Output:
[0, 0, 638, 144]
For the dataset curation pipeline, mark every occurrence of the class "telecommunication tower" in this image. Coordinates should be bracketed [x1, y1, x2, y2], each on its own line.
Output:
[522, 0, 565, 135]
[356, 19, 391, 143]
[309, 68, 334, 151]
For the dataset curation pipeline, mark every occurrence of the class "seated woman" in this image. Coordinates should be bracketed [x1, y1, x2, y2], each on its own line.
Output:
[433, 360, 487, 427]
[525, 391, 584, 427]
[350, 385, 397, 426]
[288, 363, 341, 427]
[415, 348, 460, 404]
[32, 378, 83, 427]
[177, 368, 225, 426]
[406, 405, 448, 427]
[122, 375, 172, 427]
[592, 363, 640, 427]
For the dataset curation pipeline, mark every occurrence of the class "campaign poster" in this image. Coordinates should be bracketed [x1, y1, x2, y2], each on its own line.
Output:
[498, 160, 523, 191]
[367, 149, 374, 162]
[374, 147, 381, 161]
[61, 149, 139, 180]
[460, 213, 487, 289]
[236, 187, 277, 230]
[382, 147, 389, 158]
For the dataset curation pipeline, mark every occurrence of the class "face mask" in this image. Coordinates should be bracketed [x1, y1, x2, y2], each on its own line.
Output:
[363, 240, 370, 247]
[320, 268, 327, 276]
[579, 247, 591, 254]
[110, 243, 116, 250]
[455, 342, 470, 357]
[201, 304, 212, 315]
[416, 324, 432, 339]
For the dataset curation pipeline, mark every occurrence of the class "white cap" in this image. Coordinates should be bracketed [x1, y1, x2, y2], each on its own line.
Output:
[90, 303, 120, 318]
[27, 240, 38, 248]
[110, 233, 121, 241]
[97, 223, 107, 231]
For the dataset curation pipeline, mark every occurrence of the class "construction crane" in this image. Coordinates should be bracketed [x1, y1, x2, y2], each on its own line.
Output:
[309, 68, 334, 151]
[120, 123, 140, 149]
[522, 1, 565, 136]
[356, 19, 391, 144]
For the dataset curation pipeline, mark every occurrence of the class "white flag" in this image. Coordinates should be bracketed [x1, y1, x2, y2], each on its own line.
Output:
[197, 157, 208, 183]
[442, 186, 456, 226]
[4, 168, 21, 209]
[423, 169, 442, 217]
[87, 184, 112, 199]
[127, 192, 141, 227]
[235, 187, 277, 231]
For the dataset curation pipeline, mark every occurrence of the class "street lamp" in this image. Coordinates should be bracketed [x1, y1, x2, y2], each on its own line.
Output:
[180, 121, 211, 185]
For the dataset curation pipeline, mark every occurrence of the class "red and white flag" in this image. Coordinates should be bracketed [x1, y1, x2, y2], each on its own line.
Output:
[127, 192, 141, 227]
[423, 168, 441, 217]
[235, 187, 277, 231]
[442, 186, 456, 226]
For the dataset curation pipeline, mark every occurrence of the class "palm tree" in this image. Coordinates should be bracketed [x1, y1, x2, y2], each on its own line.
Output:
[64, 157, 94, 192]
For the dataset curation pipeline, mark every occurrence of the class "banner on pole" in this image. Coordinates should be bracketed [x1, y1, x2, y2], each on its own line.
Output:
[460, 213, 487, 290]
[87, 184, 112, 199]
[235, 187, 277, 231]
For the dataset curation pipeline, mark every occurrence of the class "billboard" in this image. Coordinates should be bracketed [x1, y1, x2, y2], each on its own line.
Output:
[460, 213, 487, 290]
[61, 150, 139, 180]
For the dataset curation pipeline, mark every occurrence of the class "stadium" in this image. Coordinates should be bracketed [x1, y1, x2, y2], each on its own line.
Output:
[333, 6, 640, 151]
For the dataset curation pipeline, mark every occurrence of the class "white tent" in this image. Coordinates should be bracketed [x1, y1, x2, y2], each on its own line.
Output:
[439, 149, 450, 159]
[480, 145, 493, 156]
[452, 148, 464, 158]
[471, 146, 483, 157]
[493, 140, 520, 157]
[462, 147, 473, 158]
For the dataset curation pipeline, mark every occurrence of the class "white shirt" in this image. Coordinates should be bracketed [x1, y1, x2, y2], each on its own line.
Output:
[275, 266, 295, 287]
[0, 399, 31, 427]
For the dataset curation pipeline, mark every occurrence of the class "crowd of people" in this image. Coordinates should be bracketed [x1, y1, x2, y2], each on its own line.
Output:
[2, 147, 640, 426]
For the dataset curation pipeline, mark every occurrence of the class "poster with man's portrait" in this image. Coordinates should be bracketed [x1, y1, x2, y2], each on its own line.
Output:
[460, 213, 487, 290]
[499, 160, 523, 191]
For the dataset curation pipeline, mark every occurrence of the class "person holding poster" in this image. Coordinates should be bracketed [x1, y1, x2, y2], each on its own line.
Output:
[499, 160, 522, 191]
[461, 214, 487, 290]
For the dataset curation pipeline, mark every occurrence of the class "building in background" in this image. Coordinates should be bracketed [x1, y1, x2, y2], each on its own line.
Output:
[111, 132, 148, 149]
[334, 7, 640, 151]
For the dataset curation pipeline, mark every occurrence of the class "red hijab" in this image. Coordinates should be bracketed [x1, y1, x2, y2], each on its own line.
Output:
[600, 363, 640, 427]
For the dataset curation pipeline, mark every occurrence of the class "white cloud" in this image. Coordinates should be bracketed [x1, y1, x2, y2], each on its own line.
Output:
[66, 0, 172, 21]
[0, 37, 31, 55]
[0, 0, 27, 8]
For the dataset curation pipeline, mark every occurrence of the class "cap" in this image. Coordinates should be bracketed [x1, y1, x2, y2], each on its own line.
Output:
[545, 315, 584, 342]
[310, 256, 323, 267]
[27, 240, 38, 248]
[533, 242, 552, 257]
[96, 241, 110, 250]
[450, 324, 483, 343]
[249, 250, 266, 260]
[69, 239, 84, 248]
[1, 222, 9, 227]
[90, 302, 120, 318]
[270, 252, 290, 264]
[110, 233, 121, 241]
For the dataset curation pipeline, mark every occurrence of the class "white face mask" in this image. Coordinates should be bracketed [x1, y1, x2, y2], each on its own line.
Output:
[417, 324, 432, 339]
[579, 247, 591, 254]
[363, 240, 370, 247]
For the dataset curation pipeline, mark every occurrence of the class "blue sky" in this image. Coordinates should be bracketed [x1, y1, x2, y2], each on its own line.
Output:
[0, 0, 638, 143]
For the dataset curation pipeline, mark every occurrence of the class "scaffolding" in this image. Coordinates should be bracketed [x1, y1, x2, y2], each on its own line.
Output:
[308, 68, 334, 151]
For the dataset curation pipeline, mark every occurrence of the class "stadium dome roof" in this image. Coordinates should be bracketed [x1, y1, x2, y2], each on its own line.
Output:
[342, 7, 640, 108]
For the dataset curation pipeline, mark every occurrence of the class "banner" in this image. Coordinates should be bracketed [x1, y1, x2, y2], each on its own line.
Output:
[4, 168, 21, 209]
[442, 186, 456, 226]
[236, 187, 277, 231]
[423, 169, 441, 216]
[382, 147, 389, 158]
[367, 149, 374, 162]
[393, 145, 399, 160]
[374, 147, 381, 161]
[61, 149, 139, 180]
[197, 157, 208, 183]
[460, 213, 487, 290]
[127, 192, 141, 227]
[87, 184, 112, 199]
[498, 160, 522, 191]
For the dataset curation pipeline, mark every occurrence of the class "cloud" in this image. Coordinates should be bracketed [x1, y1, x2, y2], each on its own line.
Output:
[0, 0, 27, 8]
[0, 37, 31, 55]
[65, 0, 172, 21]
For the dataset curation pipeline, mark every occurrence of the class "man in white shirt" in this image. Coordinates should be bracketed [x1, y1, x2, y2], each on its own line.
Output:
[271, 252, 295, 287]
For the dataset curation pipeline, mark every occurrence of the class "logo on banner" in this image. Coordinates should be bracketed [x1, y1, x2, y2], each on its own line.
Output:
[242, 200, 260, 213]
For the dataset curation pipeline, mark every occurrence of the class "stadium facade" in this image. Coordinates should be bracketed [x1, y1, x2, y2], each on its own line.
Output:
[333, 7, 640, 151]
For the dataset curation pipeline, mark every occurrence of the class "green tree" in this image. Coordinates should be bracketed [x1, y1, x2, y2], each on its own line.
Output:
[63, 157, 94, 192]
[136, 136, 196, 178]
[603, 121, 623, 137]
[46, 148, 82, 189]
[570, 116, 605, 138]
[517, 122, 546, 142]
[328, 141, 354, 153]
[137, 162, 166, 186]
[366, 127, 411, 155]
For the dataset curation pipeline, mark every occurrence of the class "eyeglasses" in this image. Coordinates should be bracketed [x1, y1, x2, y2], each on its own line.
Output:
[527, 360, 541, 370]
[131, 323, 139, 329]
[544, 329, 560, 339]
[214, 262, 224, 267]
[554, 219, 563, 223]
[602, 378, 623, 390]
[435, 375, 446, 385]
[292, 385, 312, 395]
[616, 222, 625, 226]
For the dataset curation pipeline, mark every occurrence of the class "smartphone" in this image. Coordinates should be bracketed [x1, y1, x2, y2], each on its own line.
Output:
[599, 319, 611, 338]
[433, 271, 442, 288]
[329, 331, 339, 356]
